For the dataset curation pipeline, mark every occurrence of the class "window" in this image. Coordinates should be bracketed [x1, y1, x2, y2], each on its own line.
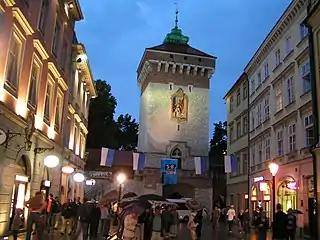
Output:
[27, 61, 40, 109]
[300, 60, 311, 94]
[237, 155, 241, 175]
[243, 82, 247, 99]
[52, 20, 61, 56]
[288, 123, 296, 152]
[300, 23, 308, 40]
[304, 115, 314, 147]
[251, 145, 255, 166]
[275, 49, 281, 66]
[236, 121, 241, 139]
[5, 32, 23, 92]
[250, 108, 255, 131]
[243, 115, 248, 134]
[276, 85, 283, 112]
[250, 79, 255, 94]
[38, 0, 49, 34]
[74, 125, 78, 152]
[277, 130, 283, 156]
[236, 88, 241, 106]
[171, 148, 182, 169]
[169, 83, 173, 90]
[229, 125, 234, 143]
[264, 95, 270, 121]
[55, 91, 63, 131]
[65, 117, 71, 147]
[188, 85, 193, 93]
[257, 71, 262, 86]
[286, 76, 295, 104]
[264, 61, 269, 79]
[44, 81, 53, 123]
[242, 153, 248, 174]
[285, 36, 293, 54]
[229, 96, 234, 112]
[61, 39, 68, 71]
[258, 142, 262, 163]
[257, 103, 262, 126]
[265, 137, 270, 161]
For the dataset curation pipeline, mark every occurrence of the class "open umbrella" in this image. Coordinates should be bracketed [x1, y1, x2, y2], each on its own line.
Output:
[186, 199, 202, 211]
[138, 194, 167, 201]
[122, 192, 137, 199]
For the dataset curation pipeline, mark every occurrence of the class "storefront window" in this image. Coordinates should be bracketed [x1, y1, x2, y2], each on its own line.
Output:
[264, 184, 271, 219]
[251, 186, 258, 210]
[278, 180, 297, 212]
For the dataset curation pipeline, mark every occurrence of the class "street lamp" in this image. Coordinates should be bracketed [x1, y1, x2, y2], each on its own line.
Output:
[114, 173, 126, 225]
[43, 155, 60, 168]
[73, 172, 85, 183]
[269, 162, 279, 218]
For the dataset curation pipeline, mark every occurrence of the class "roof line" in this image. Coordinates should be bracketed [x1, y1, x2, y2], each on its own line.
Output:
[146, 47, 216, 59]
[223, 72, 247, 99]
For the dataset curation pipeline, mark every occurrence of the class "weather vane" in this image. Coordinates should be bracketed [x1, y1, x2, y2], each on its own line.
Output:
[175, 2, 179, 28]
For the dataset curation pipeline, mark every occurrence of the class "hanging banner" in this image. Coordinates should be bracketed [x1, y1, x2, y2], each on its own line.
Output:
[161, 158, 178, 185]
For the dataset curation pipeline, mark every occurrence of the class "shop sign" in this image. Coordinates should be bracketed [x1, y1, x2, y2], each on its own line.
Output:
[254, 176, 264, 182]
[260, 182, 268, 191]
[286, 181, 298, 190]
[88, 171, 112, 179]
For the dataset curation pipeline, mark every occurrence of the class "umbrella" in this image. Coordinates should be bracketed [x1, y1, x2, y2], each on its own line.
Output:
[138, 194, 167, 201]
[290, 209, 303, 214]
[122, 192, 137, 199]
[119, 202, 145, 219]
[186, 199, 202, 211]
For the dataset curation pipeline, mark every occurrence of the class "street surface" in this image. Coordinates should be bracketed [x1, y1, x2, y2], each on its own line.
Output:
[5, 222, 307, 240]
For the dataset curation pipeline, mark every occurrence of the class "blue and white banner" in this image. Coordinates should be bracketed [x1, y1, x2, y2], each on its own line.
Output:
[100, 148, 115, 167]
[161, 158, 178, 185]
[224, 155, 237, 173]
[194, 156, 208, 175]
[132, 152, 145, 171]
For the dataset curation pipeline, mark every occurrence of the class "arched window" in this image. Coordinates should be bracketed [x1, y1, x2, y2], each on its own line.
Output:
[171, 148, 182, 169]
[17, 156, 28, 176]
[278, 180, 297, 212]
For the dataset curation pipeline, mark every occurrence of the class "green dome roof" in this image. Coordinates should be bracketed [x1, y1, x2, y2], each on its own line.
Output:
[163, 26, 189, 45]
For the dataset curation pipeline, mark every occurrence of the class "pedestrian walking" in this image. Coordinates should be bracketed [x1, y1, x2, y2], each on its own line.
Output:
[123, 211, 138, 240]
[12, 208, 23, 240]
[150, 206, 163, 240]
[242, 208, 250, 233]
[60, 199, 74, 236]
[212, 206, 220, 230]
[256, 208, 269, 240]
[100, 203, 111, 239]
[286, 208, 297, 240]
[194, 208, 203, 239]
[45, 194, 55, 233]
[238, 209, 244, 233]
[226, 205, 236, 233]
[170, 206, 179, 238]
[187, 211, 197, 240]
[161, 205, 172, 239]
[53, 197, 62, 230]
[272, 203, 288, 240]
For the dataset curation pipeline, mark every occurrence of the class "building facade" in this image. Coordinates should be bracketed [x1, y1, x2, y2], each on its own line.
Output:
[245, 0, 313, 230]
[224, 72, 249, 212]
[305, 0, 320, 236]
[0, 0, 95, 235]
[136, 22, 216, 210]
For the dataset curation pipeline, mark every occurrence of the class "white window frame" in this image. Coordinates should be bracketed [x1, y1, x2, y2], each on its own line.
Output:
[285, 36, 293, 54]
[277, 129, 283, 156]
[257, 71, 262, 86]
[275, 49, 281, 66]
[250, 79, 255, 95]
[54, 88, 64, 131]
[52, 19, 61, 56]
[275, 85, 283, 112]
[265, 137, 270, 161]
[243, 115, 248, 134]
[264, 61, 269, 79]
[229, 125, 234, 143]
[257, 103, 262, 126]
[38, 0, 49, 34]
[44, 77, 54, 124]
[304, 115, 314, 147]
[258, 142, 262, 163]
[288, 123, 296, 152]
[286, 76, 295, 104]
[264, 95, 269, 121]
[236, 120, 241, 139]
[250, 108, 255, 131]
[300, 60, 311, 94]
[4, 24, 25, 95]
[27, 54, 42, 110]
[243, 82, 247, 99]
[251, 145, 255, 166]
[300, 23, 308, 40]
[236, 88, 241, 106]
[229, 96, 234, 112]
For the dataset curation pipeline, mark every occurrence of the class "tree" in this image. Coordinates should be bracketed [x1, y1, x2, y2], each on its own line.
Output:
[116, 114, 139, 150]
[86, 79, 138, 150]
[209, 121, 227, 168]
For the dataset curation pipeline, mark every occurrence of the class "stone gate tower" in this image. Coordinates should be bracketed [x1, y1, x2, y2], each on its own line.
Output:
[136, 15, 216, 209]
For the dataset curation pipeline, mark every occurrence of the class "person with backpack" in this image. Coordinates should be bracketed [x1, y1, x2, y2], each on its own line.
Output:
[77, 197, 94, 239]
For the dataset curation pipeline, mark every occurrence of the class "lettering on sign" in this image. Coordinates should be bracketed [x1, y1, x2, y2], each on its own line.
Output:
[88, 171, 112, 179]
[286, 181, 298, 190]
[253, 176, 264, 182]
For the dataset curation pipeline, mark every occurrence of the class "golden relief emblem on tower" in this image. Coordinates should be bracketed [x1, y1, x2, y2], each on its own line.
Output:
[171, 88, 188, 122]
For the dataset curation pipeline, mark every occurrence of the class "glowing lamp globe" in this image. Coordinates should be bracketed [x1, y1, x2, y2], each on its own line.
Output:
[44, 155, 60, 168]
[117, 173, 126, 184]
[61, 166, 74, 174]
[269, 162, 279, 176]
[73, 173, 85, 183]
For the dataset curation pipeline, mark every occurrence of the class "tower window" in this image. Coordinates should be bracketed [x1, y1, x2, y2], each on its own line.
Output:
[184, 56, 187, 60]
[171, 148, 182, 169]
[198, 58, 202, 62]
[169, 83, 173, 90]
[177, 124, 180, 131]
[170, 54, 174, 59]
[188, 85, 193, 92]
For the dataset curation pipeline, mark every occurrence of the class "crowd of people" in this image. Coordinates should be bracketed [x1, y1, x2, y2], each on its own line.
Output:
[211, 203, 297, 240]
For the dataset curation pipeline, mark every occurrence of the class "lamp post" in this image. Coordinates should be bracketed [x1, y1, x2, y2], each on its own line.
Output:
[269, 162, 279, 219]
[114, 173, 126, 226]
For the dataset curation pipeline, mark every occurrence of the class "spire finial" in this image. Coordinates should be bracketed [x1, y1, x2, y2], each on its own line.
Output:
[175, 2, 179, 28]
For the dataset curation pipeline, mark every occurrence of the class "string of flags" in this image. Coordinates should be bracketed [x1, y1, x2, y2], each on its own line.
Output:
[100, 147, 209, 174]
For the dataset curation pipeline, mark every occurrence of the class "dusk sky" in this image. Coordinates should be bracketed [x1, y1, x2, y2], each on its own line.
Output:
[76, 0, 291, 133]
